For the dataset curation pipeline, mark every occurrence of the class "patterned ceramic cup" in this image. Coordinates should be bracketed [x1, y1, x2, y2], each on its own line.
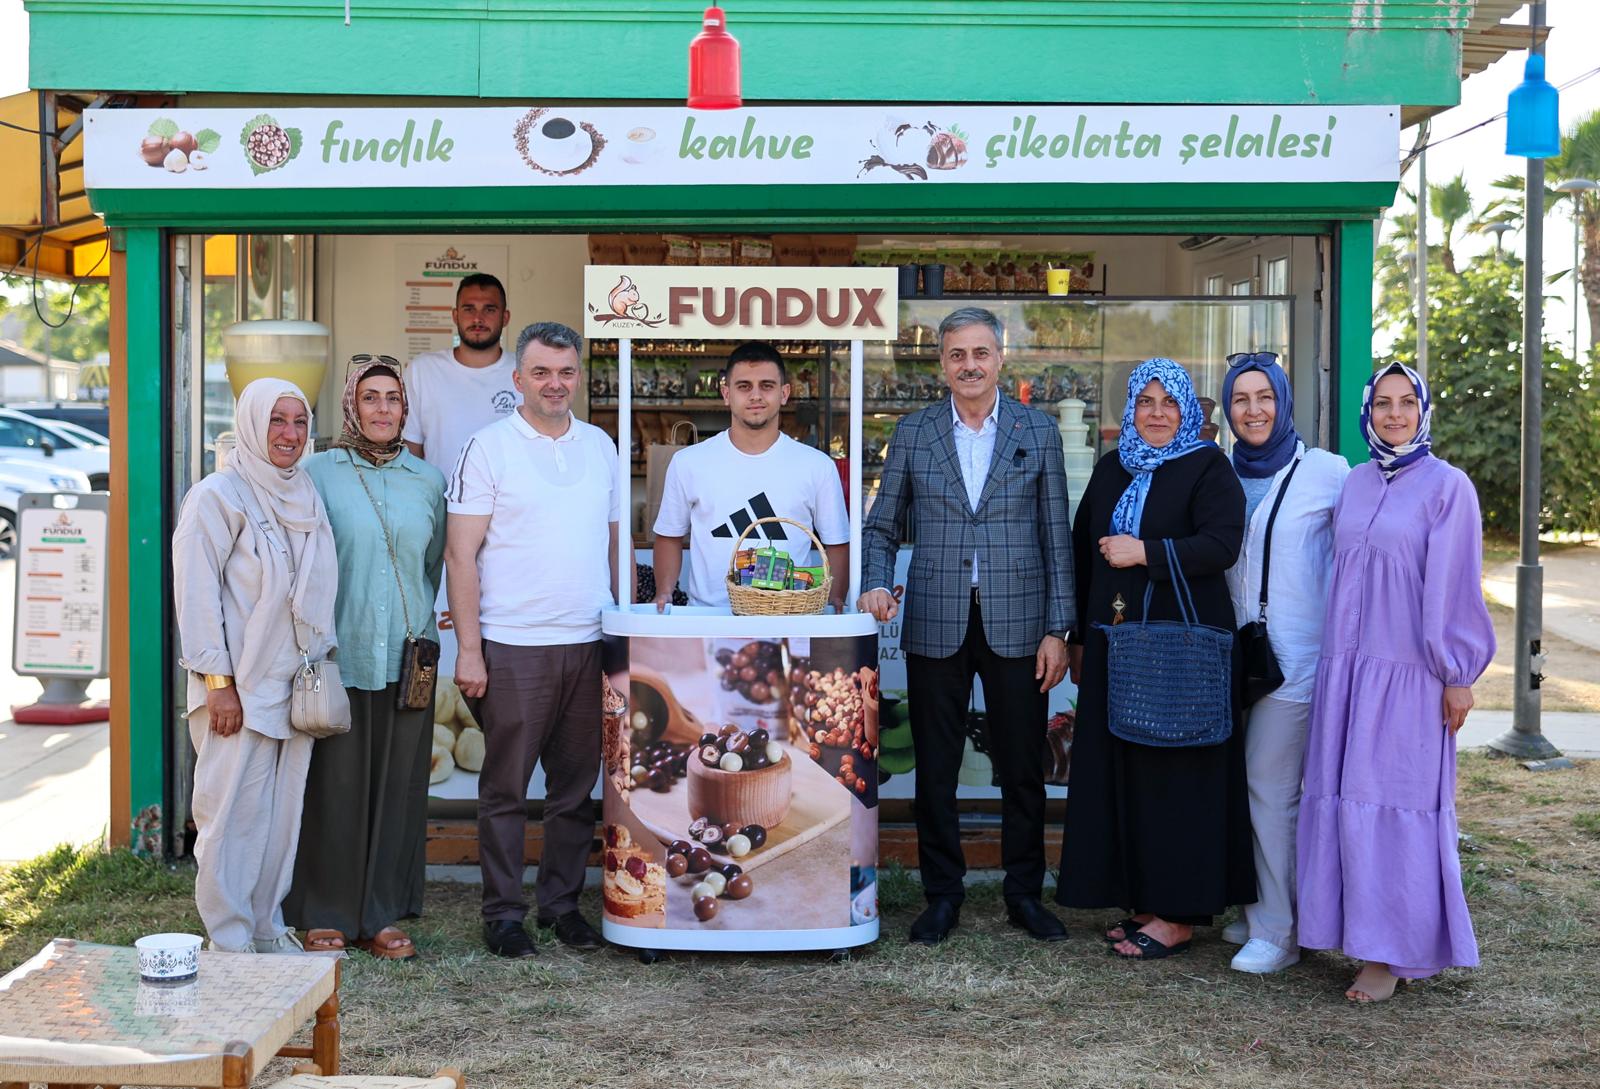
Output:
[135, 932, 203, 982]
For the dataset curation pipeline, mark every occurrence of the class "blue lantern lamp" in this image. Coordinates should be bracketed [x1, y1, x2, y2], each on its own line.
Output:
[1506, 54, 1560, 158]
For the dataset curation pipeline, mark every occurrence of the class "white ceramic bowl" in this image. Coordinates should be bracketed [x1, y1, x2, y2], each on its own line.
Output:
[135, 932, 203, 982]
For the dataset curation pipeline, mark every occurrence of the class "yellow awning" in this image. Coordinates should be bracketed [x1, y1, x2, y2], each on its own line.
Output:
[0, 90, 106, 281]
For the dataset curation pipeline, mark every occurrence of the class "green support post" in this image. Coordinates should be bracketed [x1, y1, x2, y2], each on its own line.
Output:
[122, 226, 169, 854]
[1335, 218, 1376, 461]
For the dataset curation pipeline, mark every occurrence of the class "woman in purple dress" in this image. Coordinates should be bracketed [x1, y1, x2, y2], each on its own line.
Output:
[1296, 362, 1495, 1003]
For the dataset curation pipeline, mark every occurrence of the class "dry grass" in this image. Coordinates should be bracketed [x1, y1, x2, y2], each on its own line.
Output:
[4, 753, 1599, 1089]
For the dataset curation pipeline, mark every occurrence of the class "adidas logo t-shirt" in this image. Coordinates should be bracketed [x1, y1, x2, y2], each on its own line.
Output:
[652, 431, 849, 608]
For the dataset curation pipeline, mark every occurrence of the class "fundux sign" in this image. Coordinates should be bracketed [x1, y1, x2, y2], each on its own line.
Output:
[83, 105, 1399, 190]
[582, 266, 900, 342]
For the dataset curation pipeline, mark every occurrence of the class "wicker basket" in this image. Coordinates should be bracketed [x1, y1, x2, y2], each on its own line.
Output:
[724, 517, 833, 616]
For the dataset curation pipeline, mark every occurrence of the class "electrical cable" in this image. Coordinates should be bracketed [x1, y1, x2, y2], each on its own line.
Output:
[1401, 63, 1600, 162]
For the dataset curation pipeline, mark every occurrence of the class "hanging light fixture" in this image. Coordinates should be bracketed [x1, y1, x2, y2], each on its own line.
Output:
[1506, 53, 1560, 158]
[688, 6, 742, 110]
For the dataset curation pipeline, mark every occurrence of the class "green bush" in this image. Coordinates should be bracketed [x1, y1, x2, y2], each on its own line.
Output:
[1384, 256, 1600, 534]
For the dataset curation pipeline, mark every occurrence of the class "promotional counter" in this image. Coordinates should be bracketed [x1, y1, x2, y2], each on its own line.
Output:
[590, 264, 892, 955]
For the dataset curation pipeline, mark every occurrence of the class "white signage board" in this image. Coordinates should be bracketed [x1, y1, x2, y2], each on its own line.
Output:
[85, 106, 1400, 190]
[583, 265, 899, 341]
[395, 242, 509, 359]
[12, 493, 110, 678]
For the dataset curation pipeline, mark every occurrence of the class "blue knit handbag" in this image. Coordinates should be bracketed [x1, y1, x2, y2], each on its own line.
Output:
[1095, 538, 1234, 748]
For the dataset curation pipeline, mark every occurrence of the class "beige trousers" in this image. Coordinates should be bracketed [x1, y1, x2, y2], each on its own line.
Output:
[188, 709, 314, 952]
[1242, 694, 1312, 950]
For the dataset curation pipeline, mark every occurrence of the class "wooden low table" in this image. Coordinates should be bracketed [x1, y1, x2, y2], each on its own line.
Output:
[0, 937, 339, 1089]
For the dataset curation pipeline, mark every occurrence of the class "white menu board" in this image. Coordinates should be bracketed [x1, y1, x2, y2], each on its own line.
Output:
[12, 494, 110, 678]
[396, 242, 509, 360]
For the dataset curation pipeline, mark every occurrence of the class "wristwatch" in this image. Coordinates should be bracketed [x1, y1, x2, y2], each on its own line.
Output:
[1046, 630, 1068, 642]
[202, 673, 235, 690]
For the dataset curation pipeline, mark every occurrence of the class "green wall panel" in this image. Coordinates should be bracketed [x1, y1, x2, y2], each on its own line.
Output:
[30, 1, 1465, 107]
[87, 181, 1397, 232]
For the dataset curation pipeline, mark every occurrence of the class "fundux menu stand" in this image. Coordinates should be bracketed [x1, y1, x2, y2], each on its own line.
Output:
[590, 265, 894, 957]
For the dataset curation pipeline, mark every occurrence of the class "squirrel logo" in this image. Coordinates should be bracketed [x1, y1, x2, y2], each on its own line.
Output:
[590, 274, 665, 327]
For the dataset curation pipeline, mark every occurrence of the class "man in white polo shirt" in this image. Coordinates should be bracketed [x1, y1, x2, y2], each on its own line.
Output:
[445, 321, 622, 958]
[403, 272, 521, 478]
[652, 341, 849, 611]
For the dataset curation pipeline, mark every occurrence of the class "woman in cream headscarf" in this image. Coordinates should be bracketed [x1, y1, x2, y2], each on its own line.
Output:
[173, 377, 338, 954]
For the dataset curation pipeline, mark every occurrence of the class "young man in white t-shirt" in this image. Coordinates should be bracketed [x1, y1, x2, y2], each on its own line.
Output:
[402, 273, 522, 478]
[652, 342, 849, 611]
[445, 321, 623, 959]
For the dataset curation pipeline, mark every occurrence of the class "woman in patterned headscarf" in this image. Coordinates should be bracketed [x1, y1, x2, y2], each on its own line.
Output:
[283, 356, 447, 961]
[1295, 361, 1495, 1002]
[1056, 357, 1255, 960]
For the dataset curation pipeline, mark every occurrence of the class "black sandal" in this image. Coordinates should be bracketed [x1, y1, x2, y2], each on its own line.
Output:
[1103, 918, 1143, 944]
[1113, 931, 1192, 960]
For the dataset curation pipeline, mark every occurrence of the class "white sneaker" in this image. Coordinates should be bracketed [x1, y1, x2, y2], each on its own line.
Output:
[1230, 937, 1300, 974]
[1221, 919, 1249, 945]
[253, 932, 307, 955]
[206, 939, 253, 953]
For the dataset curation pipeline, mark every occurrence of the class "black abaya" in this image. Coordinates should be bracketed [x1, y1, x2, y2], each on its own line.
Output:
[1056, 445, 1256, 922]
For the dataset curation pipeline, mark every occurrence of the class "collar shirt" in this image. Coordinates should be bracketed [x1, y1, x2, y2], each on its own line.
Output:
[305, 448, 447, 691]
[952, 393, 1000, 585]
[448, 411, 621, 646]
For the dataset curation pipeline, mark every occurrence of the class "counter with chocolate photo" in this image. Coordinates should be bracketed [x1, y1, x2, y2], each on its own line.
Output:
[598, 612, 880, 953]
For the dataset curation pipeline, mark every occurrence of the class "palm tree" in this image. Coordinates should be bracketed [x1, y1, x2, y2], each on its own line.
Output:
[1549, 110, 1600, 352]
[1429, 173, 1473, 274]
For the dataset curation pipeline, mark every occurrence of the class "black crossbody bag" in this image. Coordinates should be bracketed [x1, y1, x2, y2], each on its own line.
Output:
[1238, 455, 1302, 708]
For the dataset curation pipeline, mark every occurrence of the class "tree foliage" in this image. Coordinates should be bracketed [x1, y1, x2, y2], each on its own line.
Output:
[0, 275, 111, 366]
[1382, 255, 1600, 534]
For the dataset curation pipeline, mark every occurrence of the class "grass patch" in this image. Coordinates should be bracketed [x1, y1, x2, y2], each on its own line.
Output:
[4, 756, 1600, 1089]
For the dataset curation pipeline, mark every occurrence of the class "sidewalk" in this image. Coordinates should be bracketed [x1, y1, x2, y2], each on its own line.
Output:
[1485, 542, 1600, 653]
[0, 558, 111, 863]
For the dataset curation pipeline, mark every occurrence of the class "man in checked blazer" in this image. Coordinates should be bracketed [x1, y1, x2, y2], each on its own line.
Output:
[859, 306, 1074, 946]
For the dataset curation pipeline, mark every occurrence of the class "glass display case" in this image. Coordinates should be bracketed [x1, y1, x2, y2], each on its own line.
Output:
[588, 295, 1292, 521]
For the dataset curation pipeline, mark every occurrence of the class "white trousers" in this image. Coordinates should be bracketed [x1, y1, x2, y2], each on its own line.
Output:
[1242, 694, 1311, 950]
[188, 710, 313, 952]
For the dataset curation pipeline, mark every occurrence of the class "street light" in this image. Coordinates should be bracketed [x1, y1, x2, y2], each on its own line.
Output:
[1489, 1, 1566, 764]
[1553, 178, 1599, 358]
[1485, 221, 1515, 259]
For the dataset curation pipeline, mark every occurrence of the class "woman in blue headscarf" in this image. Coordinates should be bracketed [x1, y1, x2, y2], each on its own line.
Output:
[1217, 353, 1350, 976]
[1058, 358, 1254, 960]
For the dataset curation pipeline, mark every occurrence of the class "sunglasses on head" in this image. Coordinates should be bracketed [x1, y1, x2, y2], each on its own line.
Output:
[1226, 351, 1280, 369]
[349, 353, 403, 369]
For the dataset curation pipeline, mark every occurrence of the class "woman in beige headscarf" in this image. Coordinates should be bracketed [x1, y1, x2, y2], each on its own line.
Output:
[173, 377, 338, 954]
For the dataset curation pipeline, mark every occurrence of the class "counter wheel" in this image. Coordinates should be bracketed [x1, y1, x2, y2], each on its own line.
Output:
[636, 948, 663, 965]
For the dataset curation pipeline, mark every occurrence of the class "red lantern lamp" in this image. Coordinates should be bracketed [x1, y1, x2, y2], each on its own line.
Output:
[688, 6, 741, 110]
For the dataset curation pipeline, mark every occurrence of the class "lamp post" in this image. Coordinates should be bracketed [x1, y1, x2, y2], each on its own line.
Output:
[1491, 0, 1564, 763]
[1553, 178, 1599, 359]
[1416, 144, 1429, 379]
[1485, 221, 1515, 259]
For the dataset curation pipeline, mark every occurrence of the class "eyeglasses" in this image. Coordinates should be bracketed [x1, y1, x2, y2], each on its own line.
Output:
[1227, 351, 1281, 369]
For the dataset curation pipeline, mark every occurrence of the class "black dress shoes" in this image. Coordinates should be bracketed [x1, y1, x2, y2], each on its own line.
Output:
[908, 900, 961, 946]
[537, 911, 604, 950]
[483, 920, 538, 958]
[1006, 897, 1069, 942]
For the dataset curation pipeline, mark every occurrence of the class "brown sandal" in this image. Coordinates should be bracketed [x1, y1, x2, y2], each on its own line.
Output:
[356, 926, 418, 961]
[303, 929, 347, 953]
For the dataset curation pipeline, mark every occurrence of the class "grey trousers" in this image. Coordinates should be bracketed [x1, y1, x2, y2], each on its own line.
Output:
[283, 683, 432, 941]
[1242, 694, 1311, 950]
[188, 710, 313, 952]
[477, 639, 602, 923]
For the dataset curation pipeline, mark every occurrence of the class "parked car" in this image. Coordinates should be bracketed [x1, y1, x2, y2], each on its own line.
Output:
[0, 457, 91, 560]
[0, 408, 110, 491]
[3, 402, 110, 438]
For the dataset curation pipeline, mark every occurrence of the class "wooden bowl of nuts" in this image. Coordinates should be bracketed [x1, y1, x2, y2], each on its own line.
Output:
[686, 725, 793, 831]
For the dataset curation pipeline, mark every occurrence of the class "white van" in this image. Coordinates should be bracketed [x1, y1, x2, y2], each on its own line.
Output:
[0, 408, 111, 491]
[0, 458, 91, 559]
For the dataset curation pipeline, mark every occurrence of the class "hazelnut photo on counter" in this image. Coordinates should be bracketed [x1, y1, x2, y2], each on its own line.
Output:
[786, 651, 882, 807]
